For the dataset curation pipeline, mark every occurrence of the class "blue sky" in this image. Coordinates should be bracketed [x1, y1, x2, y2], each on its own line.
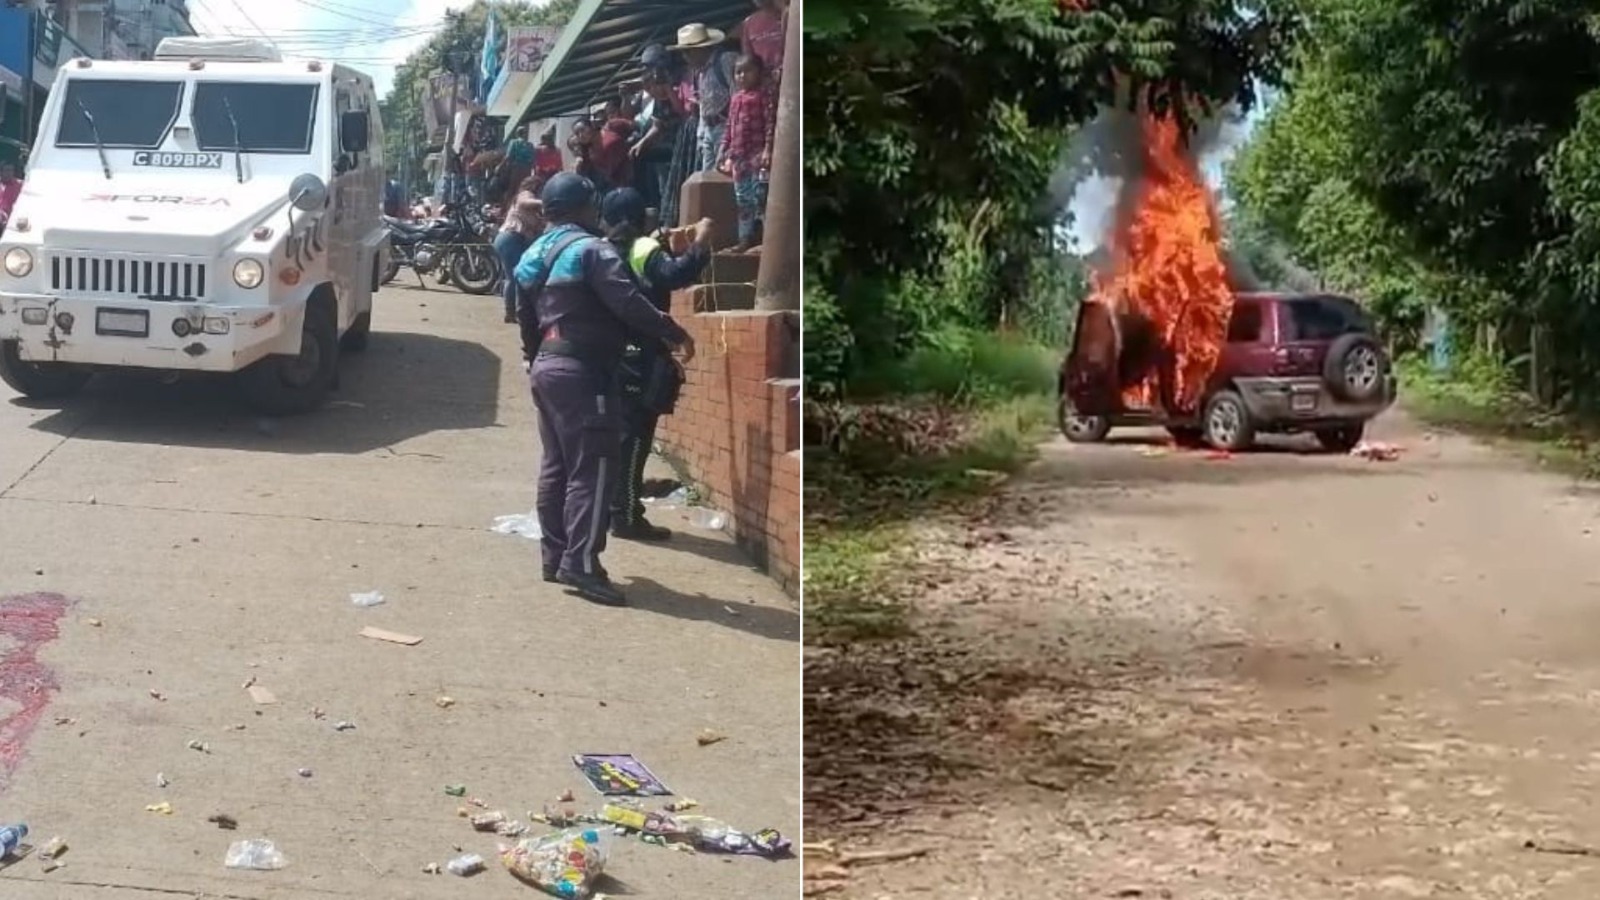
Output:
[186, 0, 492, 99]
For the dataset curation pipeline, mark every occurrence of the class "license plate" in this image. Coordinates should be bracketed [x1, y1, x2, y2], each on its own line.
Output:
[1291, 393, 1316, 412]
[96, 308, 149, 337]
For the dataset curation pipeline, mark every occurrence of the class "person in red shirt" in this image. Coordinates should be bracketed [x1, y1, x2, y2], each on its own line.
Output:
[533, 128, 564, 189]
[717, 55, 771, 251]
[0, 163, 21, 229]
[584, 116, 637, 195]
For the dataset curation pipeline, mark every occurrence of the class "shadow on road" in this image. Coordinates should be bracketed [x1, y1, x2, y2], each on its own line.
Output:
[625, 576, 799, 642]
[17, 330, 502, 455]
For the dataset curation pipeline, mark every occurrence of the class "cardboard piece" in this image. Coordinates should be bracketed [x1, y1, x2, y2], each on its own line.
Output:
[247, 685, 277, 704]
[359, 626, 423, 646]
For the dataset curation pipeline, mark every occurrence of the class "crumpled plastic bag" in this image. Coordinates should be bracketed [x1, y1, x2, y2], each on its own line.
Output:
[225, 839, 287, 870]
[501, 828, 606, 898]
[490, 511, 541, 539]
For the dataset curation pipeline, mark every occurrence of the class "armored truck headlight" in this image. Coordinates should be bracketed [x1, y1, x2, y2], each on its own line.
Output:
[2, 248, 33, 278]
[232, 258, 264, 289]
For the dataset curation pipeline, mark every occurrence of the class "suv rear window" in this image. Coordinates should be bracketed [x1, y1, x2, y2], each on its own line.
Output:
[1283, 295, 1371, 342]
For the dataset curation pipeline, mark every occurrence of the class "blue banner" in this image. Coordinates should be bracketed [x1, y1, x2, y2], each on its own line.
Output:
[0, 6, 29, 100]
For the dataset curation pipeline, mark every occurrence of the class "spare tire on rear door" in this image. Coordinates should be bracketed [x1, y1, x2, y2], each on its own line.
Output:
[1323, 333, 1386, 402]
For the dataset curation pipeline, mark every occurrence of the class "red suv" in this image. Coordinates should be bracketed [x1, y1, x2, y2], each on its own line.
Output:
[1059, 292, 1396, 452]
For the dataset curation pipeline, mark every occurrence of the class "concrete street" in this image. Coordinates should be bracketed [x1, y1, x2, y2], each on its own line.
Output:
[0, 282, 800, 898]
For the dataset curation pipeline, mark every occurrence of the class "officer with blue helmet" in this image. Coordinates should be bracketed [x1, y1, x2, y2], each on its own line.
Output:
[515, 173, 695, 606]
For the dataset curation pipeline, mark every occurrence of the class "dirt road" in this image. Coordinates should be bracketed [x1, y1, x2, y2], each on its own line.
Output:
[805, 411, 1600, 898]
[0, 284, 799, 898]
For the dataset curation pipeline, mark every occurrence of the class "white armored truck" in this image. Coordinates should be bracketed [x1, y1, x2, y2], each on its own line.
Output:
[0, 37, 387, 413]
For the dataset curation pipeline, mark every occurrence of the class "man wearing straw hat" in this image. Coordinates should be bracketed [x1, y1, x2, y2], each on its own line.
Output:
[668, 23, 739, 173]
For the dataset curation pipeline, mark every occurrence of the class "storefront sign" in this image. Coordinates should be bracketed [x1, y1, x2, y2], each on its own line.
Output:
[503, 26, 560, 73]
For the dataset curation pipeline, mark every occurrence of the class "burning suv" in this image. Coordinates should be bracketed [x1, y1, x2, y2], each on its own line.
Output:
[1059, 292, 1397, 452]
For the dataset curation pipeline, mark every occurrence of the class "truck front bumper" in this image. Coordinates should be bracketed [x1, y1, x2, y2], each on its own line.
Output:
[0, 293, 300, 373]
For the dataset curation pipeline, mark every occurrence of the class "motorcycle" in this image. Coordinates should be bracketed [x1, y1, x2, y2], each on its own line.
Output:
[382, 204, 500, 295]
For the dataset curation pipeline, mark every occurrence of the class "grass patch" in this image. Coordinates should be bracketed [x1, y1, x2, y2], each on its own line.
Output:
[1399, 354, 1600, 478]
[804, 392, 1057, 645]
[848, 328, 1061, 403]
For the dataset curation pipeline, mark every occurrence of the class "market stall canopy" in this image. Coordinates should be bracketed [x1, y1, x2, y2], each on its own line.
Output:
[492, 0, 749, 123]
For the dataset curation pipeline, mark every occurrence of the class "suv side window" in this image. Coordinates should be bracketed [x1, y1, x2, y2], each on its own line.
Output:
[1227, 301, 1264, 343]
[1286, 296, 1370, 341]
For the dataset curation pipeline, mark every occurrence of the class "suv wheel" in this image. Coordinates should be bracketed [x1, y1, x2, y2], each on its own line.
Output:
[1324, 334, 1386, 402]
[1058, 394, 1111, 443]
[1202, 390, 1255, 451]
[1315, 423, 1365, 453]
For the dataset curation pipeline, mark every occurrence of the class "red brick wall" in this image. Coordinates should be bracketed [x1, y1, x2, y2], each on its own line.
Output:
[657, 291, 801, 595]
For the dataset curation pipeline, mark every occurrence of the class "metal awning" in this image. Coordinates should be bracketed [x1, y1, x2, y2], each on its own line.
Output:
[503, 0, 750, 125]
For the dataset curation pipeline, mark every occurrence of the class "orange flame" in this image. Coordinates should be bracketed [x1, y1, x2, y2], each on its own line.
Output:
[1088, 114, 1232, 414]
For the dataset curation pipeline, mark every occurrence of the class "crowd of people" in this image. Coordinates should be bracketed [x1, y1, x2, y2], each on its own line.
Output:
[376, 3, 791, 605]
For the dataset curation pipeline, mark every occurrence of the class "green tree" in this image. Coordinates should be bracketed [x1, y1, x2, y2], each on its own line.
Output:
[803, 0, 1307, 398]
[380, 0, 580, 193]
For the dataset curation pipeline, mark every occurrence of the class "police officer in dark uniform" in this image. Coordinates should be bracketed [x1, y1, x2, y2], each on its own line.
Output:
[599, 187, 713, 541]
[515, 173, 695, 606]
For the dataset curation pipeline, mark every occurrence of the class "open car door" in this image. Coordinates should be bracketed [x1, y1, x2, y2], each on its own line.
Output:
[1062, 299, 1124, 416]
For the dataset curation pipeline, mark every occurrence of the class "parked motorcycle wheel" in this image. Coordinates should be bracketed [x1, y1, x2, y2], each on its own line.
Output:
[381, 256, 400, 285]
[450, 245, 500, 295]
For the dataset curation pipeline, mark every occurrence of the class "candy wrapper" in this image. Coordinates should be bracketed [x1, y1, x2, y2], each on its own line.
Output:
[572, 753, 671, 796]
[501, 828, 607, 898]
[677, 816, 792, 858]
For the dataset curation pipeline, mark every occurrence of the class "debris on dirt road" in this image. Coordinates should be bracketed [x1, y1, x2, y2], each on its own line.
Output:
[224, 839, 285, 870]
[444, 784, 467, 797]
[349, 590, 387, 608]
[333, 720, 357, 732]
[297, 768, 313, 778]
[489, 511, 541, 539]
[358, 626, 422, 646]
[144, 802, 173, 815]
[435, 695, 455, 709]
[207, 813, 238, 830]
[154, 772, 168, 788]
[501, 827, 606, 895]
[573, 753, 671, 796]
[86, 618, 101, 627]
[147, 689, 165, 701]
[696, 728, 727, 746]
[1350, 440, 1403, 461]
[186, 740, 210, 754]
[38, 836, 66, 860]
[1524, 837, 1600, 857]
[247, 685, 277, 704]
[445, 852, 486, 876]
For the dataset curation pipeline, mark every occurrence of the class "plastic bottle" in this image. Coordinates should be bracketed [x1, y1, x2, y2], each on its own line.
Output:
[0, 823, 29, 859]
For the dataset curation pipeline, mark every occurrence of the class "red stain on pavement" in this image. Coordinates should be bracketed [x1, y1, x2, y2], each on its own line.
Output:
[0, 593, 70, 789]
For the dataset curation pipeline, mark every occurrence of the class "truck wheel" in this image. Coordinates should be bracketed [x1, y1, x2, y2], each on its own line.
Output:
[1315, 422, 1365, 453]
[1202, 390, 1256, 451]
[0, 341, 90, 400]
[341, 311, 371, 352]
[1324, 334, 1386, 402]
[239, 299, 338, 415]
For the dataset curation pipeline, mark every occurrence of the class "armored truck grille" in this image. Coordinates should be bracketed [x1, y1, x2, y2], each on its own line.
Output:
[49, 255, 209, 300]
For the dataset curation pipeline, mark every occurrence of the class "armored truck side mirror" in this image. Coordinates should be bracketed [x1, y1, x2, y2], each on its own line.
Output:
[340, 110, 369, 154]
[289, 173, 329, 212]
